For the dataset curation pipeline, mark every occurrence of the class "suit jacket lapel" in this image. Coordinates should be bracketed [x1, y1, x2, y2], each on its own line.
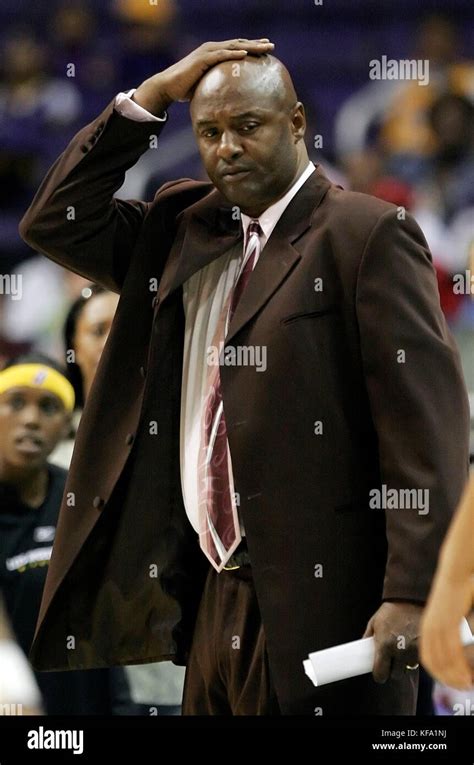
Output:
[156, 189, 242, 304]
[157, 165, 332, 342]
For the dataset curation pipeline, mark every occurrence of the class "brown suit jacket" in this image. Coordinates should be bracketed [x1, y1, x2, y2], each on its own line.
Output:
[19, 98, 470, 714]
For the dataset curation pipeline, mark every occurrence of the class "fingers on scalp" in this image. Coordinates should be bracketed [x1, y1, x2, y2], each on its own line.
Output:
[227, 42, 248, 50]
[209, 49, 247, 61]
[204, 49, 238, 64]
[204, 39, 272, 57]
[214, 39, 247, 48]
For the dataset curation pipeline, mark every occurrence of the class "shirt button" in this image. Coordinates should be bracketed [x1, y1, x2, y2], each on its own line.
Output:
[139, 365, 146, 378]
[80, 145, 88, 154]
[126, 433, 134, 446]
[93, 496, 104, 509]
[151, 295, 159, 309]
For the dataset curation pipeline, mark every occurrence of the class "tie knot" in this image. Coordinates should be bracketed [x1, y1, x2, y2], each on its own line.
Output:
[247, 219, 263, 237]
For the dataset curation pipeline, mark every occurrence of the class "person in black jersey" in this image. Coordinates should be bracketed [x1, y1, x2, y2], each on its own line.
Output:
[0, 352, 135, 715]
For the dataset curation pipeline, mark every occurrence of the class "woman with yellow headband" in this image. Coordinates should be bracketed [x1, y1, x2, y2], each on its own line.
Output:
[0, 353, 135, 714]
[0, 354, 74, 480]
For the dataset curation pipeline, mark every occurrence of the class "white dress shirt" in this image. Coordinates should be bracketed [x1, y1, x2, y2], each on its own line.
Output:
[115, 90, 316, 534]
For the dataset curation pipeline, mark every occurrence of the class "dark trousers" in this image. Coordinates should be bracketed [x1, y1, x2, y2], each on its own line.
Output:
[182, 564, 281, 715]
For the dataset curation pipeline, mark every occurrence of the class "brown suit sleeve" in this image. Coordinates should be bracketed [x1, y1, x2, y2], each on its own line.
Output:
[18, 98, 169, 293]
[355, 208, 470, 603]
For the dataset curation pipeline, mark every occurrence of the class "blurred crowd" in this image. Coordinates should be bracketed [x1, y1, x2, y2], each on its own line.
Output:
[0, 0, 473, 717]
[1, 5, 473, 361]
[335, 14, 474, 331]
[0, 0, 181, 359]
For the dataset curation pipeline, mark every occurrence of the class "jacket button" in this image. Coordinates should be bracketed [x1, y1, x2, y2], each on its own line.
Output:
[80, 145, 88, 154]
[140, 365, 146, 378]
[126, 433, 134, 446]
[93, 496, 104, 509]
[151, 295, 159, 309]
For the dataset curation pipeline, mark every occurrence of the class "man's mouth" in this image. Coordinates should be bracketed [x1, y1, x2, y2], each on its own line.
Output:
[14, 434, 44, 455]
[221, 168, 252, 181]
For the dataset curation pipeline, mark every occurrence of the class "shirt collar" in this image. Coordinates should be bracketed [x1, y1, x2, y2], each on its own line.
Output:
[241, 161, 316, 245]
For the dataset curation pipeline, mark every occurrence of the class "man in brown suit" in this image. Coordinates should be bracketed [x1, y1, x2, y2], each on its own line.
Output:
[19, 39, 470, 715]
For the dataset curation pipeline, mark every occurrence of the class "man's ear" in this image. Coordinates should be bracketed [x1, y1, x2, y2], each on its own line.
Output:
[292, 101, 306, 142]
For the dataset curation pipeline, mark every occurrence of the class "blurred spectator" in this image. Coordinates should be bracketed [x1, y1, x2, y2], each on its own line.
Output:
[49, 284, 119, 467]
[48, 4, 99, 73]
[48, 4, 120, 120]
[1, 258, 90, 360]
[415, 93, 474, 223]
[335, 14, 474, 183]
[0, 352, 136, 714]
[112, 0, 178, 88]
[0, 27, 82, 269]
[342, 147, 384, 195]
[0, 27, 82, 193]
[409, 93, 474, 324]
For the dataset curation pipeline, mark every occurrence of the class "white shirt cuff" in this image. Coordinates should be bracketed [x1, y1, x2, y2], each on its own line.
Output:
[115, 89, 167, 123]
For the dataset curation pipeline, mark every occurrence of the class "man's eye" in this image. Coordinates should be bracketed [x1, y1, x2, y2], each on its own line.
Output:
[40, 399, 61, 415]
[240, 123, 258, 132]
[202, 129, 218, 138]
[9, 396, 24, 410]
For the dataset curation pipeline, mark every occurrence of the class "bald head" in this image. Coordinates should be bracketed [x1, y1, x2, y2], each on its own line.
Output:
[190, 53, 308, 218]
[190, 54, 298, 115]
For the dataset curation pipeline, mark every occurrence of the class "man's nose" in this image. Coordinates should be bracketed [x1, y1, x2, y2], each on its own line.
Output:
[216, 131, 243, 162]
[18, 404, 41, 427]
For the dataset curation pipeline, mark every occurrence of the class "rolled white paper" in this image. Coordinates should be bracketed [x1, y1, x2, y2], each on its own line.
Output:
[303, 617, 474, 687]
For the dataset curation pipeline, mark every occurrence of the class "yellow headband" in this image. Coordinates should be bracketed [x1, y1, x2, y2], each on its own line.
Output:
[0, 364, 75, 413]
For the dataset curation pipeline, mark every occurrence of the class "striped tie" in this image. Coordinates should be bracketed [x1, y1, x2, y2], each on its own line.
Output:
[197, 220, 263, 571]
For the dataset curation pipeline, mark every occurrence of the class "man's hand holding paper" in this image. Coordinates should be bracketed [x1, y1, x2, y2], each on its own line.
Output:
[362, 601, 422, 682]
